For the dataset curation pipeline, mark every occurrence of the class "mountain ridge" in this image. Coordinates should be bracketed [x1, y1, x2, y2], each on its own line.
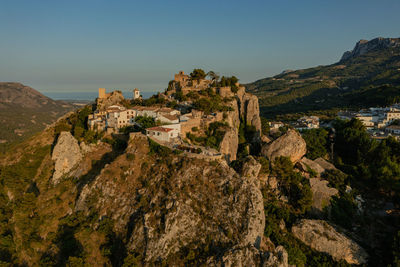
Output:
[340, 37, 400, 62]
[0, 82, 75, 150]
[246, 37, 400, 118]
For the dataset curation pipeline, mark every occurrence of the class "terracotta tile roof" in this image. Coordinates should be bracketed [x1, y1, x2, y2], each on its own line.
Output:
[146, 126, 173, 132]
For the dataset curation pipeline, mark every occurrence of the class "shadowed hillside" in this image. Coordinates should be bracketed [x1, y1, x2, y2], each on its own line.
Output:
[0, 82, 75, 152]
[246, 37, 400, 119]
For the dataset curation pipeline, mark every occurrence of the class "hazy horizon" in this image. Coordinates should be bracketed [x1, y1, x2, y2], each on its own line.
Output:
[1, 0, 400, 93]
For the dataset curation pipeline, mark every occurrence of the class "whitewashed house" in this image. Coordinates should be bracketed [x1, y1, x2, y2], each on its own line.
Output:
[146, 124, 181, 142]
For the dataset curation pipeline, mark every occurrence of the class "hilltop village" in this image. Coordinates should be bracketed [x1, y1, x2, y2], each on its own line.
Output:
[87, 69, 261, 160]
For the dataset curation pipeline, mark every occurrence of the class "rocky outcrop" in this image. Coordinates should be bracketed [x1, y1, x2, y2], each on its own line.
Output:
[243, 94, 262, 134]
[51, 131, 82, 184]
[236, 87, 262, 133]
[76, 136, 266, 264]
[220, 89, 262, 162]
[261, 135, 271, 144]
[314, 157, 338, 172]
[341, 37, 400, 61]
[96, 90, 125, 110]
[220, 127, 239, 162]
[207, 245, 288, 267]
[261, 129, 306, 163]
[292, 219, 368, 265]
[241, 156, 261, 180]
[309, 178, 338, 213]
[297, 157, 325, 176]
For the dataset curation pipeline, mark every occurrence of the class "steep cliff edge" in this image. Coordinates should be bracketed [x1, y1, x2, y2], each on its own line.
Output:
[220, 87, 262, 161]
[341, 37, 400, 61]
[75, 134, 272, 265]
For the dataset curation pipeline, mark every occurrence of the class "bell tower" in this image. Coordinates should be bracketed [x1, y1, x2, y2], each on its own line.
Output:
[133, 88, 140, 100]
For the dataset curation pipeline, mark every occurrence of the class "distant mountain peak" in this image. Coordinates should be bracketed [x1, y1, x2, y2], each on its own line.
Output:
[340, 37, 400, 61]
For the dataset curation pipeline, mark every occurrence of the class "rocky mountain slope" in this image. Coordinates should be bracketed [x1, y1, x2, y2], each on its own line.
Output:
[246, 37, 400, 118]
[0, 83, 75, 151]
[0, 78, 398, 266]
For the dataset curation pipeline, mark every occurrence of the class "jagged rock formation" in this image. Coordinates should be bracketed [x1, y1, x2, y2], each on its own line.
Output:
[220, 87, 261, 162]
[239, 92, 262, 133]
[261, 129, 306, 163]
[292, 219, 368, 265]
[309, 178, 338, 213]
[341, 37, 400, 61]
[76, 134, 267, 264]
[96, 90, 125, 110]
[220, 100, 240, 161]
[51, 131, 82, 184]
[207, 245, 288, 267]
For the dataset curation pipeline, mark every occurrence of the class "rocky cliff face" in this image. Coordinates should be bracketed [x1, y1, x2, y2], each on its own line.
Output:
[292, 219, 368, 265]
[219, 87, 262, 162]
[75, 134, 275, 265]
[236, 87, 262, 134]
[96, 90, 125, 110]
[341, 37, 400, 61]
[220, 127, 239, 162]
[220, 98, 241, 162]
[51, 131, 82, 184]
[309, 178, 338, 214]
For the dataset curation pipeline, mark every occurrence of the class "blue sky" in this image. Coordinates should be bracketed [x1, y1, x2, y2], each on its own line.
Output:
[1, 0, 399, 93]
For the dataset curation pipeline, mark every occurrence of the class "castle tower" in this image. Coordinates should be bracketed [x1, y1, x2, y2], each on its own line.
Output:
[99, 88, 106, 98]
[133, 88, 140, 100]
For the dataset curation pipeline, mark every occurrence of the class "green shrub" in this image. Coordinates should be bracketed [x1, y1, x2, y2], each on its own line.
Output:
[148, 138, 171, 157]
[126, 153, 135, 160]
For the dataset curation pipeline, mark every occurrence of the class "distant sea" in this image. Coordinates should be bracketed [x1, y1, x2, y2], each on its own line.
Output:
[42, 91, 160, 101]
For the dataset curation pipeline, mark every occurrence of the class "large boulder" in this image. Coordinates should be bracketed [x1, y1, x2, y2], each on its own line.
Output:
[51, 131, 82, 184]
[261, 129, 306, 163]
[309, 178, 338, 213]
[292, 219, 368, 265]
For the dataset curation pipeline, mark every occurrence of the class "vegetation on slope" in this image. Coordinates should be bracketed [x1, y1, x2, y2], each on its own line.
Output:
[246, 44, 400, 119]
[0, 83, 75, 153]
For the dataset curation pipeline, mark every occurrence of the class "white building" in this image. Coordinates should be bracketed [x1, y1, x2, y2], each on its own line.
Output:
[269, 121, 284, 129]
[355, 113, 374, 128]
[146, 124, 180, 142]
[132, 106, 159, 118]
[386, 125, 400, 135]
[105, 105, 136, 129]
